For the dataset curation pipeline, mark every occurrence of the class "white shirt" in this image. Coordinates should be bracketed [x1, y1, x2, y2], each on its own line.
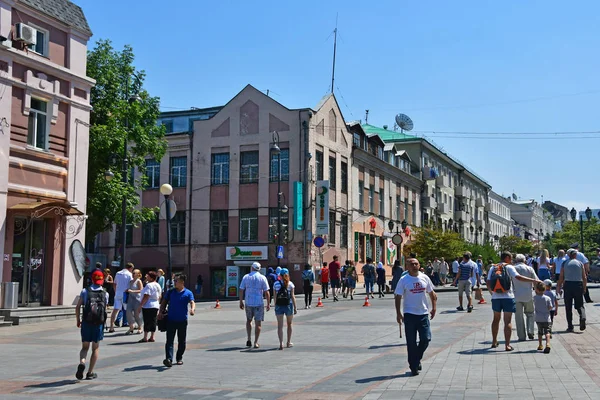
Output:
[487, 264, 519, 299]
[452, 260, 459, 273]
[536, 257, 550, 270]
[114, 269, 133, 297]
[395, 272, 434, 315]
[273, 281, 295, 296]
[140, 282, 162, 309]
[512, 263, 538, 302]
[239, 271, 270, 307]
[576, 251, 589, 264]
[440, 262, 449, 274]
[553, 256, 567, 274]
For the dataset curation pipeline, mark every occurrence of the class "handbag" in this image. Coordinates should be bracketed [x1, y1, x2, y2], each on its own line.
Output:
[157, 289, 171, 332]
[474, 287, 483, 301]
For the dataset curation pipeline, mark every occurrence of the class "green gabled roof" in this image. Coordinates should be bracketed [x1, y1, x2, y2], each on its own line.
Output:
[361, 124, 417, 142]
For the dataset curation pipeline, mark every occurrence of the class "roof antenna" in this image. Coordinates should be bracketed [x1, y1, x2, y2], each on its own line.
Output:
[365, 109, 369, 124]
[330, 13, 338, 94]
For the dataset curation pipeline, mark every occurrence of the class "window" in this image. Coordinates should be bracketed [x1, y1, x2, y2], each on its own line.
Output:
[27, 98, 48, 150]
[329, 211, 336, 243]
[377, 146, 384, 160]
[170, 156, 187, 187]
[358, 181, 364, 211]
[269, 208, 289, 241]
[115, 224, 133, 246]
[396, 195, 401, 220]
[240, 151, 259, 184]
[142, 213, 159, 245]
[404, 198, 409, 222]
[340, 214, 348, 248]
[239, 209, 258, 242]
[162, 120, 174, 134]
[412, 202, 416, 225]
[315, 151, 324, 181]
[145, 159, 160, 189]
[353, 132, 361, 147]
[28, 27, 48, 56]
[379, 188, 384, 215]
[210, 210, 228, 242]
[211, 153, 230, 185]
[270, 149, 289, 181]
[341, 162, 348, 194]
[329, 156, 336, 190]
[171, 211, 186, 244]
[369, 185, 374, 213]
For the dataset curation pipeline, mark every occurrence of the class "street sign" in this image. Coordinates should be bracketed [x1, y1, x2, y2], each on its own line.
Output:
[277, 245, 284, 259]
[159, 199, 177, 220]
[313, 236, 325, 248]
[392, 234, 403, 246]
[111, 261, 120, 267]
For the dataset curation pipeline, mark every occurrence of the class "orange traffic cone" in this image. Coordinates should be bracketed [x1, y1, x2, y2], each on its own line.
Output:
[214, 299, 221, 309]
[316, 297, 324, 307]
[363, 296, 371, 307]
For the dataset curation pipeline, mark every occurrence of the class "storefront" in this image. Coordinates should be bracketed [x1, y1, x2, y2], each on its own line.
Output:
[211, 246, 269, 299]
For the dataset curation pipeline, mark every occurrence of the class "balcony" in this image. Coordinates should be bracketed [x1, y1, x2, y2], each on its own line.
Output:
[454, 210, 468, 222]
[475, 197, 485, 208]
[437, 203, 450, 214]
[455, 186, 468, 198]
[436, 175, 448, 188]
[484, 201, 492, 212]
[422, 196, 437, 209]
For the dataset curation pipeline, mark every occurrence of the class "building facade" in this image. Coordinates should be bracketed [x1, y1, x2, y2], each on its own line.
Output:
[0, 0, 93, 305]
[487, 191, 512, 248]
[509, 199, 555, 242]
[348, 122, 421, 276]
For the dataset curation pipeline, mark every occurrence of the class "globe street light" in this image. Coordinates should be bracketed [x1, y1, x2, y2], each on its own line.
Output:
[161, 183, 174, 289]
[271, 131, 285, 269]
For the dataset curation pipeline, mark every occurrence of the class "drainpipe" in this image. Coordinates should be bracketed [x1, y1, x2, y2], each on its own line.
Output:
[187, 131, 193, 287]
[302, 114, 311, 266]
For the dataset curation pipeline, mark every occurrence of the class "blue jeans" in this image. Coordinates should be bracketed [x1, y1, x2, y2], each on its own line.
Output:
[115, 309, 128, 326]
[365, 279, 374, 294]
[165, 320, 188, 361]
[404, 313, 431, 371]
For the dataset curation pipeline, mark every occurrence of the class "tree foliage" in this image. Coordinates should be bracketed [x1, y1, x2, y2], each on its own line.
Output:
[86, 39, 167, 243]
[403, 225, 465, 263]
[498, 235, 533, 255]
[551, 219, 600, 259]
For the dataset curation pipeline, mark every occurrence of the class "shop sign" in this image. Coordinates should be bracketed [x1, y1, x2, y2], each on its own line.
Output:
[226, 266, 239, 298]
[354, 232, 359, 262]
[387, 238, 397, 265]
[315, 180, 330, 235]
[226, 246, 268, 261]
[366, 234, 371, 260]
[375, 237, 381, 262]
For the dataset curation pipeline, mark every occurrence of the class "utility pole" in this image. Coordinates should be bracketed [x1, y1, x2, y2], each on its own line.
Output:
[331, 14, 338, 94]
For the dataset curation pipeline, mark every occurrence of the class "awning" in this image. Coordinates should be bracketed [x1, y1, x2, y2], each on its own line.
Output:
[9, 200, 83, 217]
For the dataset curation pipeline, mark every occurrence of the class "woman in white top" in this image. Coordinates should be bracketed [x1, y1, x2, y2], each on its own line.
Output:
[273, 268, 297, 350]
[538, 249, 552, 281]
[126, 269, 144, 335]
[138, 271, 162, 343]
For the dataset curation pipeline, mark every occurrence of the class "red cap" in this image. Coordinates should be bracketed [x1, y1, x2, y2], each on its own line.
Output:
[91, 269, 104, 285]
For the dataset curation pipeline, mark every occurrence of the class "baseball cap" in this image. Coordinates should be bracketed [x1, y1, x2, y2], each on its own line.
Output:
[91, 269, 104, 285]
[251, 262, 261, 271]
[275, 266, 282, 274]
[567, 248, 577, 256]
[280, 268, 289, 276]
[570, 243, 580, 249]
[543, 279, 553, 287]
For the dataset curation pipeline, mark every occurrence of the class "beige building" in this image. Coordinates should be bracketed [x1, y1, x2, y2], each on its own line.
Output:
[0, 0, 93, 305]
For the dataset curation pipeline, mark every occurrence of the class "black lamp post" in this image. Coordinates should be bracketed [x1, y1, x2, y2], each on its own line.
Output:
[388, 220, 395, 233]
[469, 225, 474, 242]
[104, 73, 142, 269]
[160, 183, 174, 289]
[571, 207, 592, 253]
[401, 220, 408, 231]
[271, 131, 286, 269]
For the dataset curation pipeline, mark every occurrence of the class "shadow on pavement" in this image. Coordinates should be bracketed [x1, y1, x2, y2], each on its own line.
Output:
[440, 310, 460, 314]
[25, 380, 78, 389]
[355, 372, 409, 383]
[123, 364, 169, 372]
[368, 343, 404, 350]
[108, 341, 146, 346]
[206, 346, 248, 352]
[457, 348, 494, 355]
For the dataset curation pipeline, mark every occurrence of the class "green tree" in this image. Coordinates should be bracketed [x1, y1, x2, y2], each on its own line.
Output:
[552, 219, 600, 260]
[85, 39, 167, 243]
[464, 243, 500, 264]
[498, 235, 533, 255]
[404, 225, 465, 264]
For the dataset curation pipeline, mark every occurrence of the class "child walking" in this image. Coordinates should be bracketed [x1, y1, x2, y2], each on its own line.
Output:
[533, 281, 552, 354]
[543, 279, 558, 338]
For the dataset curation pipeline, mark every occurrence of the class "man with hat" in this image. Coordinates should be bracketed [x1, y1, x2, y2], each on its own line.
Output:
[557, 248, 588, 332]
[75, 269, 109, 380]
[239, 262, 271, 349]
[570, 243, 593, 303]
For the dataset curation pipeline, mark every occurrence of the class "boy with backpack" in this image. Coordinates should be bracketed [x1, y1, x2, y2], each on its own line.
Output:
[533, 281, 553, 353]
[75, 269, 109, 380]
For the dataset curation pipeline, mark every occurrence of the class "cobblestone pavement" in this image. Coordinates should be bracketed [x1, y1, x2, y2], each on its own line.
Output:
[1, 289, 599, 400]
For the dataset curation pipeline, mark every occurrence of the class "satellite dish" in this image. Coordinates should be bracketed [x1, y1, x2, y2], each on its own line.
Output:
[395, 113, 414, 132]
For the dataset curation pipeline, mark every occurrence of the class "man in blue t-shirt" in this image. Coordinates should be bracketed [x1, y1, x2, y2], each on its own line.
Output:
[159, 273, 195, 367]
[453, 252, 476, 312]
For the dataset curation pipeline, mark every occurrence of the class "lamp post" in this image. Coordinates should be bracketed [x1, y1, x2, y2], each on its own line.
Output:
[469, 224, 474, 242]
[104, 73, 142, 269]
[271, 131, 284, 269]
[161, 183, 174, 289]
[570, 207, 593, 253]
[476, 225, 482, 245]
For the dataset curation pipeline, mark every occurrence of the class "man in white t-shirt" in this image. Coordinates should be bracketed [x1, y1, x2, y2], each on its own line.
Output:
[239, 262, 271, 349]
[570, 243, 593, 303]
[395, 258, 437, 376]
[109, 263, 133, 332]
[487, 252, 540, 352]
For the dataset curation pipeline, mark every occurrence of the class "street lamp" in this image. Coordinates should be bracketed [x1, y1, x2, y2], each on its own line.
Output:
[571, 207, 592, 253]
[401, 220, 408, 230]
[476, 225, 482, 245]
[271, 131, 285, 270]
[160, 183, 174, 289]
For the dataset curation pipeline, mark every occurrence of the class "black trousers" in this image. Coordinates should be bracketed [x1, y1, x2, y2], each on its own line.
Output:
[165, 320, 188, 361]
[563, 281, 586, 329]
[303, 283, 313, 306]
[584, 286, 593, 302]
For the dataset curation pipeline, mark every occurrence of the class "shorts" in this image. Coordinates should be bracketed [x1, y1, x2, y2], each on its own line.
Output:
[537, 321, 551, 336]
[81, 322, 104, 343]
[113, 296, 124, 310]
[275, 303, 294, 316]
[347, 277, 356, 289]
[245, 305, 265, 322]
[491, 298, 516, 313]
[330, 278, 341, 288]
[458, 280, 472, 298]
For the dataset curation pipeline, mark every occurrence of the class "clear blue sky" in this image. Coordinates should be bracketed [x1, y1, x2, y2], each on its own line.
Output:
[78, 0, 600, 212]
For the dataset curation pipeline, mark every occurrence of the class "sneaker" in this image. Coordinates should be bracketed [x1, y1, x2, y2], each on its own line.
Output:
[246, 340, 252, 347]
[410, 369, 419, 376]
[478, 299, 486, 304]
[163, 359, 173, 368]
[85, 372, 97, 380]
[370, 295, 375, 299]
[308, 305, 311, 309]
[537, 345, 543, 351]
[456, 306, 465, 311]
[528, 334, 534, 340]
[382, 293, 385, 298]
[350, 294, 354, 300]
[544, 346, 551, 354]
[567, 327, 574, 332]
[76, 363, 85, 380]
[467, 306, 473, 313]
[418, 363, 422, 371]
[580, 319, 586, 331]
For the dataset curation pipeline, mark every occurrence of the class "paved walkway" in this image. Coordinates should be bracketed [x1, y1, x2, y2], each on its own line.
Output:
[0, 289, 599, 399]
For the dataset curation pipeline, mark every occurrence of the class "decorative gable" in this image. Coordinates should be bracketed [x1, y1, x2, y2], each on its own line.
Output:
[240, 100, 259, 135]
[269, 113, 290, 132]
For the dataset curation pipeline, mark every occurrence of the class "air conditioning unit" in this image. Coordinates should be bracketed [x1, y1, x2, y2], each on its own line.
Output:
[16, 23, 37, 45]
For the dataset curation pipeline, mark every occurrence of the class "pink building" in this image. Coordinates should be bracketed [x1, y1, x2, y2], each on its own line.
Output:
[0, 0, 93, 306]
